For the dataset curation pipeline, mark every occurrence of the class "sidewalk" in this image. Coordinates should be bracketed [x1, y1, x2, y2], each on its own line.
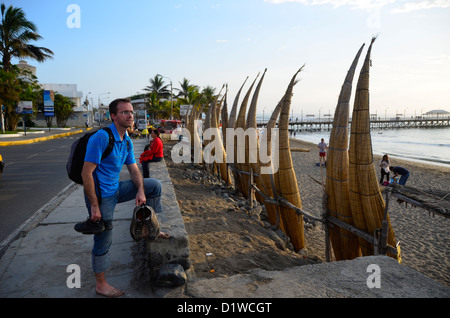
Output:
[0, 133, 190, 298]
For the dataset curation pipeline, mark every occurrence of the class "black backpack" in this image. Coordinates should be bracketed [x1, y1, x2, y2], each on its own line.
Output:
[66, 127, 115, 184]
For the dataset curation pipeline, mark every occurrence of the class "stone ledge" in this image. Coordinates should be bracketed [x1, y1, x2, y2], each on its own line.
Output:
[131, 140, 191, 281]
[186, 255, 449, 298]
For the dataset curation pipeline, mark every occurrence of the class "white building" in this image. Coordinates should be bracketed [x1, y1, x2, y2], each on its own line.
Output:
[35, 83, 87, 127]
[16, 60, 37, 76]
[16, 61, 88, 127]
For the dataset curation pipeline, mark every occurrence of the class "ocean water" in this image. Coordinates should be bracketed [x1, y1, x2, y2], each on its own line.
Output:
[291, 126, 450, 168]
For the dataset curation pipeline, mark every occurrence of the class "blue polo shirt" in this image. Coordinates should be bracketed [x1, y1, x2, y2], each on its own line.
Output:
[84, 124, 135, 197]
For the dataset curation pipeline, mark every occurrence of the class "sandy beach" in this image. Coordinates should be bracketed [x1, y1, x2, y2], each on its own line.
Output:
[164, 138, 450, 288]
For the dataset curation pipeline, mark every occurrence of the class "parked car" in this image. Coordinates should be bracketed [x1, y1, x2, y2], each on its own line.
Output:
[136, 119, 148, 131]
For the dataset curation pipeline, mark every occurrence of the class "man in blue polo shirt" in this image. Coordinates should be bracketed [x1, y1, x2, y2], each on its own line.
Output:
[389, 166, 410, 185]
[81, 98, 163, 297]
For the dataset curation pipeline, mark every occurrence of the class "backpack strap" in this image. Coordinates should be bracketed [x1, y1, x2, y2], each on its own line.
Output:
[95, 127, 115, 206]
[101, 127, 115, 160]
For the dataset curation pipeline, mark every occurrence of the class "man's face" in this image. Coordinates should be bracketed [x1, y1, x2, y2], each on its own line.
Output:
[113, 102, 134, 129]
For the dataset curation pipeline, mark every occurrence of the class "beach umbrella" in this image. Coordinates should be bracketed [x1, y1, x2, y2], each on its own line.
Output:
[273, 68, 305, 252]
[348, 37, 400, 262]
[325, 44, 364, 260]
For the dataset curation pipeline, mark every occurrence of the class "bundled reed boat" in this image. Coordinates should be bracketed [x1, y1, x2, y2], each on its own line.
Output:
[257, 67, 303, 230]
[325, 44, 365, 261]
[233, 74, 259, 198]
[348, 37, 401, 262]
[272, 68, 306, 252]
[246, 69, 267, 203]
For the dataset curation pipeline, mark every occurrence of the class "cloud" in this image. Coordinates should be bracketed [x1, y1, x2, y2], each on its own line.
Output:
[265, 0, 450, 12]
[426, 54, 450, 67]
[264, 0, 393, 10]
[390, 0, 450, 13]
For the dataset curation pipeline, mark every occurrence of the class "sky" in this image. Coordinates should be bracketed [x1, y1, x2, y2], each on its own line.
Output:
[4, 0, 450, 119]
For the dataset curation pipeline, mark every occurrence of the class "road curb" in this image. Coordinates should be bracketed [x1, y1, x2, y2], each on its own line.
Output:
[0, 129, 83, 146]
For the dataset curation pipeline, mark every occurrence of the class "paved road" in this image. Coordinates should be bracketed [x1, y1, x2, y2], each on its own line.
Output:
[0, 132, 85, 244]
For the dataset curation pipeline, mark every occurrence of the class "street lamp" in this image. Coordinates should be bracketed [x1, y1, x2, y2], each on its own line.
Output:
[157, 74, 173, 119]
[86, 91, 92, 127]
[98, 92, 110, 123]
[98, 92, 110, 109]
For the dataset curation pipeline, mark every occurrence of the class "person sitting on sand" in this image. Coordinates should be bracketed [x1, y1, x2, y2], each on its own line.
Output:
[389, 166, 410, 185]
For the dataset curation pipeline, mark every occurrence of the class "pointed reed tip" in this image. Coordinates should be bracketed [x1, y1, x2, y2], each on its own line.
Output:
[294, 64, 306, 76]
[371, 33, 379, 43]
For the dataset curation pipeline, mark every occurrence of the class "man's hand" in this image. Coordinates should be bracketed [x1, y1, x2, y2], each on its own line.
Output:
[136, 188, 146, 206]
[127, 163, 146, 206]
[81, 161, 102, 221]
[90, 205, 102, 222]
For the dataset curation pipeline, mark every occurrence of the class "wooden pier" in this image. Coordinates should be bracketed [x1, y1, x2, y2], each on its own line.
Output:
[257, 117, 450, 132]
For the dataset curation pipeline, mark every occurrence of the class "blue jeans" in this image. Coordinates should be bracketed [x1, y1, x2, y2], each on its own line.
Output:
[399, 172, 410, 185]
[84, 178, 162, 273]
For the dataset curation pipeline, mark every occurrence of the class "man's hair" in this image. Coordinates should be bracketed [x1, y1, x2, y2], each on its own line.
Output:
[109, 98, 131, 115]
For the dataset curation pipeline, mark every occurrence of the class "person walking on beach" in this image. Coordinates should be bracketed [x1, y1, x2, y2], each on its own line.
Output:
[140, 129, 164, 178]
[318, 138, 328, 167]
[78, 98, 167, 297]
[389, 166, 410, 185]
[379, 154, 391, 184]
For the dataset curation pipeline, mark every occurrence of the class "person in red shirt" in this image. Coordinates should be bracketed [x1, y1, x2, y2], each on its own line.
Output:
[140, 129, 164, 178]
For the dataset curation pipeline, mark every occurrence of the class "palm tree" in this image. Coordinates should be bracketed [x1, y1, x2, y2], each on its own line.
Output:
[146, 91, 169, 120]
[0, 68, 20, 131]
[178, 84, 200, 106]
[0, 4, 54, 72]
[201, 85, 216, 105]
[144, 74, 171, 100]
[176, 77, 199, 99]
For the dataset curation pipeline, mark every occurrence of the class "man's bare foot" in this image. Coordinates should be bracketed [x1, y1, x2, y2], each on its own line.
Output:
[96, 285, 125, 298]
[95, 272, 125, 298]
[142, 227, 170, 240]
[158, 231, 170, 239]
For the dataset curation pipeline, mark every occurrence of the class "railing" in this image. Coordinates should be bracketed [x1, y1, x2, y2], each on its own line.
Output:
[257, 117, 450, 131]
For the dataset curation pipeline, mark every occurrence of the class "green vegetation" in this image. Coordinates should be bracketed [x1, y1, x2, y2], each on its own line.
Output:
[130, 74, 217, 120]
